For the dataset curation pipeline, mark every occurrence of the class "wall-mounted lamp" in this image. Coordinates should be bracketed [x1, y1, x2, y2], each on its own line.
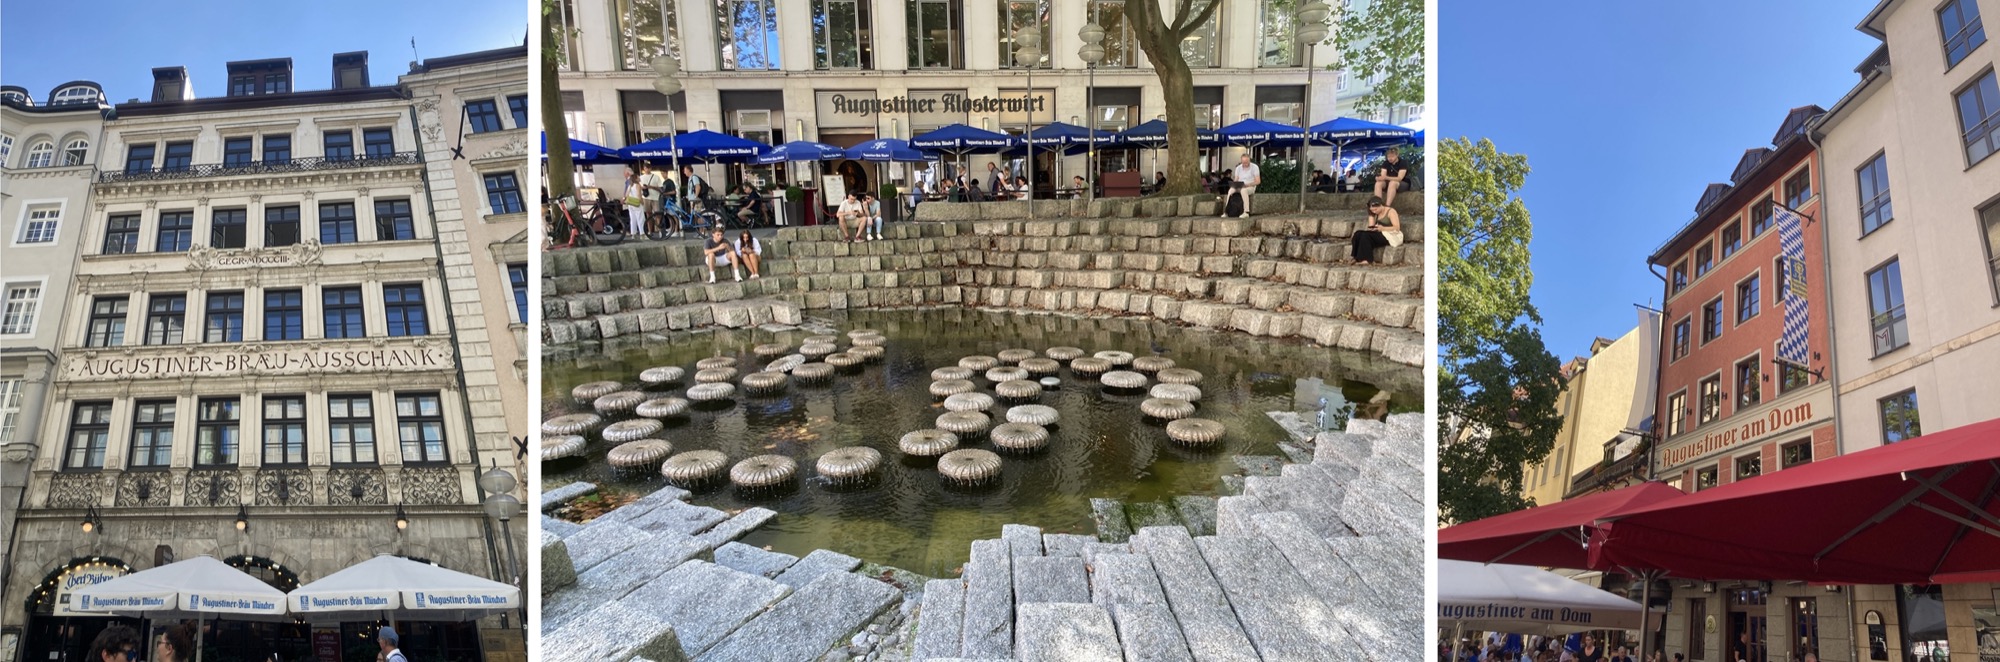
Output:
[394, 504, 409, 531]
[80, 506, 100, 534]
[234, 505, 250, 532]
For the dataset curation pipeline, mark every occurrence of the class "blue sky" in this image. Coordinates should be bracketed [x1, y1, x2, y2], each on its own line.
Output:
[1441, 1, 1881, 358]
[2, 0, 524, 102]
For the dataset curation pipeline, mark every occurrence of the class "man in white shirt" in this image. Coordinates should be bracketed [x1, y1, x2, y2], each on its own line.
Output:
[1226, 153, 1261, 219]
[638, 163, 667, 236]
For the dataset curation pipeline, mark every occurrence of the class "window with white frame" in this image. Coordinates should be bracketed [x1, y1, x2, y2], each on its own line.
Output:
[1088, 0, 1136, 68]
[0, 134, 13, 167]
[0, 378, 21, 444]
[1258, 0, 1303, 67]
[19, 206, 60, 244]
[1180, 3, 1219, 67]
[1335, 70, 1348, 92]
[617, 0, 682, 71]
[62, 139, 88, 166]
[50, 85, 99, 106]
[24, 141, 54, 168]
[2, 283, 41, 335]
[907, 0, 963, 69]
[720, 0, 783, 70]
[813, 0, 874, 69]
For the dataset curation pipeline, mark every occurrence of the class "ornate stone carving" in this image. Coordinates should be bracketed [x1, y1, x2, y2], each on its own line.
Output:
[400, 467, 462, 505]
[254, 469, 314, 506]
[325, 468, 389, 505]
[115, 473, 172, 507]
[184, 469, 241, 506]
[48, 473, 104, 508]
[355, 186, 371, 199]
[145, 200, 158, 209]
[479, 138, 529, 160]
[185, 239, 324, 272]
[249, 194, 263, 203]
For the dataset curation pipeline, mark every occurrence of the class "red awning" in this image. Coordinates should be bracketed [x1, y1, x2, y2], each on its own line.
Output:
[1593, 417, 2000, 584]
[1438, 482, 1687, 568]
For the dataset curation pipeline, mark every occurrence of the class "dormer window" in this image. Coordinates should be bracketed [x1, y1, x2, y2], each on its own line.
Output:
[0, 90, 29, 106]
[50, 85, 100, 106]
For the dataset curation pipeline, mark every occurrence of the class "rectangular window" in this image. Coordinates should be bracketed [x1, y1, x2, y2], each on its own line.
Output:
[64, 402, 113, 469]
[509, 263, 529, 323]
[1672, 261, 1688, 294]
[1667, 391, 1687, 437]
[363, 128, 394, 159]
[194, 397, 239, 466]
[1751, 196, 1774, 237]
[20, 207, 60, 244]
[1720, 221, 1742, 260]
[467, 99, 505, 133]
[161, 142, 192, 171]
[1694, 242, 1714, 278]
[1781, 438, 1814, 468]
[323, 286, 365, 338]
[1941, 0, 1988, 68]
[383, 284, 428, 336]
[814, 0, 874, 69]
[0, 379, 21, 444]
[1087, 0, 1135, 68]
[230, 76, 255, 97]
[508, 95, 529, 128]
[374, 199, 415, 240]
[1687, 599, 1708, 658]
[324, 130, 354, 161]
[907, 0, 962, 69]
[1735, 453, 1761, 481]
[618, 0, 683, 71]
[210, 208, 247, 249]
[1867, 259, 1909, 355]
[144, 294, 186, 345]
[1695, 464, 1718, 491]
[721, 0, 783, 70]
[1179, 0, 1219, 67]
[1791, 598, 1820, 661]
[329, 394, 378, 464]
[1879, 388, 1921, 443]
[1784, 169, 1813, 209]
[1702, 297, 1724, 343]
[125, 144, 155, 173]
[156, 211, 194, 252]
[1736, 357, 1761, 409]
[2, 284, 39, 335]
[104, 214, 142, 254]
[1986, 202, 2000, 300]
[204, 291, 243, 343]
[263, 74, 289, 94]
[319, 202, 358, 244]
[1779, 361, 1812, 394]
[1258, 0, 1302, 66]
[396, 392, 447, 463]
[128, 400, 176, 468]
[1737, 275, 1761, 324]
[1698, 376, 1721, 424]
[1857, 154, 1894, 234]
[263, 134, 291, 163]
[262, 395, 307, 465]
[85, 296, 128, 347]
[483, 172, 525, 214]
[1672, 318, 1691, 361]
[264, 289, 303, 341]
[266, 205, 300, 247]
[1957, 70, 2000, 166]
[224, 137, 253, 167]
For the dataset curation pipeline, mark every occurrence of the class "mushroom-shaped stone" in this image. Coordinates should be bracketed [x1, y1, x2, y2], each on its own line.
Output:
[1140, 398, 1197, 420]
[592, 390, 647, 414]
[851, 334, 887, 347]
[898, 429, 961, 457]
[800, 343, 838, 358]
[639, 366, 686, 385]
[753, 343, 792, 358]
[602, 419, 665, 443]
[995, 379, 1042, 400]
[824, 352, 862, 368]
[1156, 368, 1204, 385]
[731, 454, 798, 489]
[635, 397, 690, 419]
[815, 446, 883, 483]
[694, 367, 738, 384]
[686, 382, 737, 402]
[958, 355, 998, 371]
[1149, 383, 1203, 402]
[849, 344, 885, 361]
[1093, 350, 1135, 366]
[1101, 370, 1149, 390]
[1006, 404, 1060, 426]
[936, 411, 992, 436]
[1045, 347, 1085, 362]
[571, 381, 622, 403]
[1018, 358, 1061, 376]
[741, 371, 789, 393]
[985, 366, 1030, 383]
[1039, 377, 1062, 389]
[766, 355, 808, 374]
[1166, 418, 1227, 446]
[1069, 357, 1113, 376]
[793, 362, 835, 382]
[944, 392, 996, 412]
[929, 378, 976, 398]
[660, 450, 729, 486]
[541, 413, 603, 436]
[937, 449, 1003, 485]
[990, 423, 1050, 452]
[540, 435, 587, 461]
[847, 328, 882, 339]
[931, 366, 974, 381]
[996, 349, 1037, 365]
[805, 333, 842, 347]
[607, 438, 675, 468]
[1132, 356, 1176, 374]
[696, 356, 738, 370]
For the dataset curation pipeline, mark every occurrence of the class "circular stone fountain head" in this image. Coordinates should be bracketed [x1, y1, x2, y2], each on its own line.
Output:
[694, 367, 738, 384]
[937, 449, 1003, 485]
[607, 438, 674, 468]
[958, 355, 998, 371]
[731, 454, 799, 489]
[851, 334, 887, 347]
[1018, 358, 1061, 376]
[898, 429, 961, 457]
[935, 411, 993, 436]
[686, 382, 737, 402]
[996, 349, 1037, 365]
[824, 352, 862, 368]
[1006, 404, 1060, 426]
[635, 397, 691, 419]
[593, 390, 647, 414]
[1101, 370, 1149, 390]
[1166, 418, 1227, 446]
[571, 381, 622, 403]
[929, 379, 976, 398]
[695, 356, 738, 370]
[995, 379, 1043, 400]
[793, 362, 835, 383]
[540, 435, 587, 461]
[1140, 398, 1197, 420]
[1156, 368, 1204, 385]
[602, 418, 665, 443]
[660, 450, 729, 486]
[985, 366, 1030, 383]
[1093, 350, 1135, 367]
[944, 392, 996, 412]
[1045, 347, 1085, 362]
[741, 371, 789, 393]
[1149, 383, 1204, 402]
[931, 366, 974, 381]
[541, 413, 603, 436]
[1069, 357, 1112, 377]
[1132, 356, 1176, 374]
[990, 423, 1051, 452]
[849, 345, 885, 361]
[639, 366, 687, 385]
[753, 343, 792, 358]
[766, 355, 807, 374]
[800, 343, 838, 358]
[815, 446, 884, 483]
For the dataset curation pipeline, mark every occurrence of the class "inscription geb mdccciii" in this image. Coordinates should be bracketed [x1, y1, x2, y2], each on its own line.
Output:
[64, 344, 453, 381]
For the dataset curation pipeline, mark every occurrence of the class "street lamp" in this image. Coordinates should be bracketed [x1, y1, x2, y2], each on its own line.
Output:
[1078, 21, 1106, 202]
[650, 55, 684, 210]
[234, 505, 250, 533]
[479, 464, 522, 587]
[1014, 26, 1043, 219]
[1296, 1, 1331, 213]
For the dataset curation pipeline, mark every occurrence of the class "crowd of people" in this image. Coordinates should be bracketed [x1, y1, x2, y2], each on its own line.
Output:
[1446, 632, 1815, 662]
[77, 622, 413, 662]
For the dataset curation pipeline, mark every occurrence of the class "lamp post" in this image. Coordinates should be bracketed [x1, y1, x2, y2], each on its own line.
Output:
[1078, 21, 1106, 202]
[1014, 26, 1043, 219]
[478, 465, 522, 587]
[1296, 1, 1330, 213]
[650, 55, 684, 210]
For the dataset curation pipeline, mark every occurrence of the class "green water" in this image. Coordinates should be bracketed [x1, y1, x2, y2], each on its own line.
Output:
[542, 308, 1422, 577]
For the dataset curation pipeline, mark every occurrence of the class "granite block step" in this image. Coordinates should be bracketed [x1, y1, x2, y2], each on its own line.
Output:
[624, 560, 793, 657]
[1249, 511, 1383, 610]
[1042, 533, 1097, 558]
[1014, 603, 1125, 662]
[712, 541, 800, 579]
[912, 579, 967, 660]
[1124, 501, 1185, 531]
[547, 532, 708, 629]
[1112, 602, 1197, 662]
[1002, 524, 1045, 556]
[543, 600, 686, 662]
[1090, 498, 1134, 543]
[1126, 527, 1258, 662]
[960, 539, 1016, 659]
[1013, 555, 1091, 604]
[1172, 496, 1219, 537]
[1087, 552, 1169, 607]
[629, 500, 731, 537]
[542, 514, 584, 539]
[695, 570, 901, 662]
[542, 531, 576, 594]
[541, 481, 598, 511]
[692, 507, 778, 550]
[1194, 536, 1361, 661]
[773, 548, 863, 589]
[562, 521, 654, 574]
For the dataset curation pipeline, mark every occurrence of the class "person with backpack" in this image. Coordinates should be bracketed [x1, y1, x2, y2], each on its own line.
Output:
[681, 165, 712, 211]
[377, 626, 408, 662]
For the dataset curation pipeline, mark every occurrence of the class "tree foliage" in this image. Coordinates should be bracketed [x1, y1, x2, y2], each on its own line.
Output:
[1330, 0, 1424, 117]
[1125, 0, 1225, 197]
[1436, 138, 1565, 525]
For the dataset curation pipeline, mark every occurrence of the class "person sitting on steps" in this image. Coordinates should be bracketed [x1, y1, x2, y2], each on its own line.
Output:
[734, 230, 763, 279]
[1373, 147, 1409, 206]
[860, 192, 884, 241]
[836, 192, 866, 242]
[704, 228, 742, 282]
[1224, 153, 1261, 219]
[1350, 195, 1403, 265]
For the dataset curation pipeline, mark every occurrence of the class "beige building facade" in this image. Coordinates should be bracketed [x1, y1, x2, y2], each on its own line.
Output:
[1519, 309, 1660, 506]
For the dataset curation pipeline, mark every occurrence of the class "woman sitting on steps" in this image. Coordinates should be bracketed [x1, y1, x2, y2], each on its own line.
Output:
[1350, 196, 1403, 266]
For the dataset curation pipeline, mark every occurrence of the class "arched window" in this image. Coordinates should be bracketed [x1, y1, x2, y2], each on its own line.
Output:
[24, 141, 55, 168]
[62, 139, 89, 167]
[50, 86, 99, 106]
[0, 90, 29, 106]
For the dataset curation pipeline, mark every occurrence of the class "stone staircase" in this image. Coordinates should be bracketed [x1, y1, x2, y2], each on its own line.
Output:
[540, 208, 1425, 367]
[539, 412, 1423, 662]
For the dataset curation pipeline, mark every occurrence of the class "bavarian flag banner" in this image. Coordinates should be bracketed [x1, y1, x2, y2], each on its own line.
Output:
[1775, 202, 1810, 367]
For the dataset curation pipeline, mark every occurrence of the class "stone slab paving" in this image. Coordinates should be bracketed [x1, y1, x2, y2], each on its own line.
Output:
[1126, 527, 1260, 662]
[544, 600, 685, 662]
[691, 507, 778, 550]
[773, 548, 863, 589]
[1079, 541, 1130, 563]
[696, 571, 901, 662]
[912, 579, 968, 660]
[1041, 533, 1096, 558]
[619, 560, 794, 657]
[1194, 536, 1362, 662]
[1172, 496, 1219, 537]
[630, 499, 731, 536]
[545, 533, 710, 630]
[712, 541, 800, 579]
[1001, 524, 1045, 556]
[959, 539, 1016, 659]
[1012, 555, 1091, 604]
[1248, 511, 1378, 609]
[1125, 501, 1184, 530]
[541, 531, 575, 593]
[561, 521, 653, 573]
[1089, 498, 1134, 543]
[541, 481, 597, 511]
[542, 514, 584, 539]
[1087, 552, 1170, 607]
[1112, 602, 1197, 662]
[1014, 603, 1125, 662]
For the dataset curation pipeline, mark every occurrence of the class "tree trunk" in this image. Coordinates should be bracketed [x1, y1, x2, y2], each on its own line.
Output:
[1152, 57, 1204, 196]
[542, 1, 576, 201]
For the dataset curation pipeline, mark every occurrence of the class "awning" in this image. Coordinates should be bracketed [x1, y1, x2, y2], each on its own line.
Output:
[288, 554, 520, 623]
[1440, 560, 1653, 635]
[623, 129, 769, 163]
[1438, 482, 1686, 568]
[73, 556, 289, 620]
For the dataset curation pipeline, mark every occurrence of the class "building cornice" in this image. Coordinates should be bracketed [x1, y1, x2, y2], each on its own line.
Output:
[90, 159, 422, 200]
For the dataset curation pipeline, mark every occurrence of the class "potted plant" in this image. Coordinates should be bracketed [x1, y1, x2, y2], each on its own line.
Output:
[783, 185, 806, 226]
[879, 183, 901, 223]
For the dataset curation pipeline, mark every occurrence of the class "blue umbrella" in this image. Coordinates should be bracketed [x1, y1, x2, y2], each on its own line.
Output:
[1308, 117, 1414, 145]
[623, 129, 768, 163]
[846, 138, 930, 163]
[1004, 122, 1107, 156]
[910, 123, 1015, 156]
[1213, 118, 1308, 147]
[1109, 119, 1216, 148]
[1412, 129, 1426, 146]
[755, 140, 847, 164]
[540, 133, 627, 164]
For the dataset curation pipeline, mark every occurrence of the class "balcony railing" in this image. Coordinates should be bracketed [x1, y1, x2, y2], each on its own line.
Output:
[97, 152, 420, 184]
[1567, 441, 1651, 498]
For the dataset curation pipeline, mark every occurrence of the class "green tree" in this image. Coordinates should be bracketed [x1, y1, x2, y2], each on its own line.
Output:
[1125, 0, 1225, 197]
[543, 0, 576, 201]
[1437, 138, 1565, 524]
[1330, 0, 1423, 117]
